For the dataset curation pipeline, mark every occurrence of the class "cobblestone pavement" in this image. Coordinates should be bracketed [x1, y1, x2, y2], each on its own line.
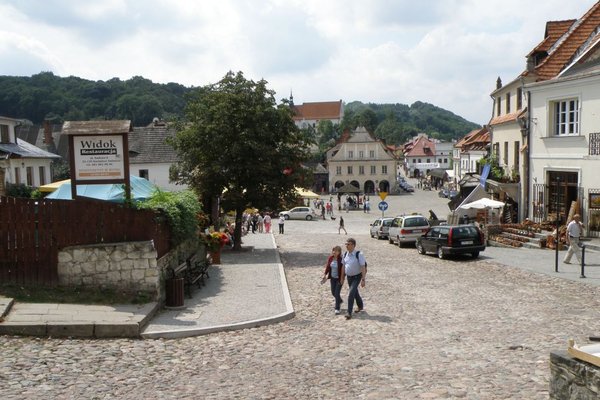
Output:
[2, 188, 600, 399]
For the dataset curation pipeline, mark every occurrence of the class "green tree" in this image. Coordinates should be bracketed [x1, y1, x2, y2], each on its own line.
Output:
[169, 71, 312, 250]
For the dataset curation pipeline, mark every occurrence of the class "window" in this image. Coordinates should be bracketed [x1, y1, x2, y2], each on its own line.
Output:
[359, 151, 364, 159]
[26, 167, 33, 186]
[412, 159, 416, 163]
[0, 125, 9, 143]
[14, 167, 20, 184]
[418, 158, 422, 163]
[552, 99, 579, 135]
[369, 150, 375, 158]
[503, 142, 508, 166]
[505, 92, 511, 114]
[39, 166, 46, 186]
[336, 166, 342, 175]
[139, 169, 149, 179]
[438, 158, 442, 163]
[381, 165, 387, 174]
[517, 87, 523, 110]
[426, 158, 431, 163]
[493, 143, 500, 159]
[359, 166, 365, 175]
[444, 158, 448, 163]
[348, 150, 354, 159]
[514, 141, 520, 170]
[370, 166, 376, 174]
[347, 166, 353, 174]
[496, 97, 501, 116]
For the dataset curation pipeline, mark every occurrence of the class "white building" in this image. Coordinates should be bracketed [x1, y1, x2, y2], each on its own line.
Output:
[0, 116, 60, 192]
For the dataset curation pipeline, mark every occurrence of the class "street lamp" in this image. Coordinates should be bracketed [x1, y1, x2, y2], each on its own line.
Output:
[554, 177, 561, 273]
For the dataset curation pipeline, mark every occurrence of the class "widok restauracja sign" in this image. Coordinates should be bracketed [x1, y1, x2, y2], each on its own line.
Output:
[73, 135, 125, 180]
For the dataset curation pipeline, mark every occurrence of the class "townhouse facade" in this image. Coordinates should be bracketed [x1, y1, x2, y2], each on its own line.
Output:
[327, 126, 398, 194]
[452, 127, 490, 183]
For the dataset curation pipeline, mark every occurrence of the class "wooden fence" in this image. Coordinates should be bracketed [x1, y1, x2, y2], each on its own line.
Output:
[0, 196, 171, 285]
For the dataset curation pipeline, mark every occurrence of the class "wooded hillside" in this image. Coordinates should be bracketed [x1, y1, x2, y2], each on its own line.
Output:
[0, 73, 480, 142]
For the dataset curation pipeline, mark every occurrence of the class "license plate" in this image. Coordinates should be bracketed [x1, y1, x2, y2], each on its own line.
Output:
[461, 240, 473, 245]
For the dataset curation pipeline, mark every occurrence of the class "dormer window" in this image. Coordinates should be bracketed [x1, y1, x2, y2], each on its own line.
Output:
[1, 124, 9, 143]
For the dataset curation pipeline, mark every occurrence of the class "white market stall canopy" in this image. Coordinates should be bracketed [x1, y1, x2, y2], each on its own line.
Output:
[459, 198, 505, 210]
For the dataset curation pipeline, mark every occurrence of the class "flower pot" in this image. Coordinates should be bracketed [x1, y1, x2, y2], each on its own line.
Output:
[210, 250, 221, 264]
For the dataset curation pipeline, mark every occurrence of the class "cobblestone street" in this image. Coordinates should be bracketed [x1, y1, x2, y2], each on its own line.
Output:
[2, 190, 600, 399]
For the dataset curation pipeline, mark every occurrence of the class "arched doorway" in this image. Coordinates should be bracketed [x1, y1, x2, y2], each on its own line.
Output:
[379, 180, 390, 192]
[350, 180, 360, 189]
[364, 180, 375, 194]
[413, 169, 421, 178]
[334, 181, 344, 190]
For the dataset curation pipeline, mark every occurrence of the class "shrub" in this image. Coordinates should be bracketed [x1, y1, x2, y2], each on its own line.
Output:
[137, 190, 202, 246]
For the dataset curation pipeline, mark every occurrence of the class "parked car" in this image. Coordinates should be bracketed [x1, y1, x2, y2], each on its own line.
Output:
[388, 214, 430, 247]
[369, 217, 394, 239]
[416, 224, 485, 259]
[399, 181, 415, 192]
[279, 207, 319, 220]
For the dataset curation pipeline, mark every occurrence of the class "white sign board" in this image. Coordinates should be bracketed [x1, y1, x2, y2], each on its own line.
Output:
[73, 135, 125, 180]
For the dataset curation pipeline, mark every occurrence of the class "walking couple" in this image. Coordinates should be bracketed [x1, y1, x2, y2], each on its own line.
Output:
[321, 238, 367, 320]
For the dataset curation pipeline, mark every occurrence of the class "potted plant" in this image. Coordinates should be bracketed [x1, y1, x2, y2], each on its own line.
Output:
[199, 231, 229, 264]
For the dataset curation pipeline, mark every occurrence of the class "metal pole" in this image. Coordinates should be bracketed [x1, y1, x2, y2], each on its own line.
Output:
[554, 177, 560, 273]
[580, 245, 586, 278]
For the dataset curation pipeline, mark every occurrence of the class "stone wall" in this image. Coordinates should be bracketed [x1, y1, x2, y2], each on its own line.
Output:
[58, 239, 203, 302]
[550, 351, 600, 399]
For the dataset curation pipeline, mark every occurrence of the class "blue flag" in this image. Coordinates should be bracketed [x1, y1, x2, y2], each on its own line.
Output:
[480, 164, 491, 186]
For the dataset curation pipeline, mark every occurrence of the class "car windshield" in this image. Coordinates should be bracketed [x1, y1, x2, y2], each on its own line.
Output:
[383, 219, 393, 226]
[404, 217, 428, 227]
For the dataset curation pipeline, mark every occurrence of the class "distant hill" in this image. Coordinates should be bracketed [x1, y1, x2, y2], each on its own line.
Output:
[342, 101, 481, 144]
[0, 72, 191, 126]
[0, 73, 480, 142]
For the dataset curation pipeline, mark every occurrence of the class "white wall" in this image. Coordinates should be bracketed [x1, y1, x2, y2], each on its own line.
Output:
[130, 163, 188, 192]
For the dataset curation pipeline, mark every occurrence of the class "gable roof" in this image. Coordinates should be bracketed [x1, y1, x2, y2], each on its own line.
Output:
[403, 134, 435, 157]
[293, 100, 343, 120]
[489, 109, 526, 126]
[455, 127, 490, 152]
[128, 124, 180, 164]
[0, 138, 61, 159]
[527, 20, 576, 58]
[528, 2, 600, 80]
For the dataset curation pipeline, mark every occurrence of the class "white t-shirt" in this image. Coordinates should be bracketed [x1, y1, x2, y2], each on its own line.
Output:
[330, 260, 339, 279]
[567, 220, 583, 238]
[343, 250, 366, 276]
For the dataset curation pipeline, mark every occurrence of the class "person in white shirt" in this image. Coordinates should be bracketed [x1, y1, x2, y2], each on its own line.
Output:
[278, 214, 285, 234]
[342, 238, 367, 320]
[564, 214, 584, 264]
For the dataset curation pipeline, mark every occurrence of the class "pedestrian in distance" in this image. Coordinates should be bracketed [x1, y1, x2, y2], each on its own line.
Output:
[278, 214, 285, 234]
[338, 216, 347, 235]
[320, 245, 345, 315]
[343, 238, 367, 320]
[264, 213, 272, 233]
[564, 214, 584, 264]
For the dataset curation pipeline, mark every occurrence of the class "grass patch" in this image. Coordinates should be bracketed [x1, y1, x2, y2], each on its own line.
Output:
[0, 285, 153, 305]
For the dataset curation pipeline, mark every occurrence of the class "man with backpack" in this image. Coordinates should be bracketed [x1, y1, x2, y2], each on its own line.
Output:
[343, 238, 367, 320]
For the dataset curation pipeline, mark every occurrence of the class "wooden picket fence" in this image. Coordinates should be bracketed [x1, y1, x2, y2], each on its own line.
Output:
[0, 196, 171, 285]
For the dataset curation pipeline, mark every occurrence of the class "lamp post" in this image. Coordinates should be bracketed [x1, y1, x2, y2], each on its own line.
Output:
[554, 177, 561, 273]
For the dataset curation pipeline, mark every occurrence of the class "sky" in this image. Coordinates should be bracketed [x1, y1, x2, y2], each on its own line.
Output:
[0, 0, 597, 125]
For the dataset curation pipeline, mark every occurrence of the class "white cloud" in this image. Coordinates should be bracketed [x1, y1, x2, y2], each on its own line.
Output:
[0, 0, 597, 125]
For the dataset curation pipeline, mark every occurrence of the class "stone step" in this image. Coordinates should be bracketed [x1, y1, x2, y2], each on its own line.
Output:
[0, 297, 15, 321]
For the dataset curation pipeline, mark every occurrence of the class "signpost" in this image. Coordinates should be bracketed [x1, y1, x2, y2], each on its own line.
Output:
[378, 201, 388, 217]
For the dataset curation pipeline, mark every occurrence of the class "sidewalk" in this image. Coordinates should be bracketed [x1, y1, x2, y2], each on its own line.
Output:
[142, 233, 294, 339]
[0, 233, 294, 339]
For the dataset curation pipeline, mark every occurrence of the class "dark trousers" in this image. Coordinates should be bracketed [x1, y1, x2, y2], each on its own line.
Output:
[278, 223, 284, 234]
[330, 278, 343, 311]
[346, 274, 363, 315]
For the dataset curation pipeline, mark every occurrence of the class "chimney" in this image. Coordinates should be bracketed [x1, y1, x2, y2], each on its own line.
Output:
[496, 77, 502, 89]
[43, 120, 54, 145]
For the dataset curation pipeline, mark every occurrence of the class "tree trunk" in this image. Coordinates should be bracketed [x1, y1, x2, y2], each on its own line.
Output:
[233, 206, 244, 251]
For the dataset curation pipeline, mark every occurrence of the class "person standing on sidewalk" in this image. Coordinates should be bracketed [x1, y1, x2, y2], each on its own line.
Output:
[264, 213, 272, 233]
[321, 245, 345, 315]
[278, 214, 285, 234]
[564, 214, 584, 264]
[343, 238, 367, 320]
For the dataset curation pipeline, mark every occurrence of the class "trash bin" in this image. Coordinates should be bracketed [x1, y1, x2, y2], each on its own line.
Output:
[165, 277, 184, 308]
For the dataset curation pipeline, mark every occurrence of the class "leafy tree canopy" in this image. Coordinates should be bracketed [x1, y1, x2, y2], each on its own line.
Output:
[168, 71, 312, 249]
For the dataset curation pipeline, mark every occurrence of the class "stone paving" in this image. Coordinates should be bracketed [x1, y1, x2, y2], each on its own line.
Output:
[2, 186, 600, 399]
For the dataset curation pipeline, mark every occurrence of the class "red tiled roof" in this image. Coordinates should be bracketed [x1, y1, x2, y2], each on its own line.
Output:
[527, 20, 576, 57]
[531, 2, 600, 80]
[455, 127, 490, 151]
[404, 135, 435, 157]
[293, 101, 342, 120]
[489, 110, 526, 126]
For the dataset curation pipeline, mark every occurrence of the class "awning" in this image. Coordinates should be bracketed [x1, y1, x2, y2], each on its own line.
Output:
[335, 183, 361, 193]
[428, 168, 448, 179]
[295, 187, 320, 199]
[39, 179, 70, 193]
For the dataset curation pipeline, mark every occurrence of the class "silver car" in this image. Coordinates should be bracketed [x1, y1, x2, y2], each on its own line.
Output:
[369, 217, 394, 239]
[279, 207, 319, 221]
[388, 214, 430, 247]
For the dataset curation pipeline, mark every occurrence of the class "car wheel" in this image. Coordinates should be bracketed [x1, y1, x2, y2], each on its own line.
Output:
[284, 215, 290, 220]
[370, 232, 374, 238]
[397, 239, 403, 248]
[416, 242, 426, 255]
[388, 237, 394, 244]
[437, 247, 445, 259]
[305, 215, 312, 221]
[472, 251, 480, 258]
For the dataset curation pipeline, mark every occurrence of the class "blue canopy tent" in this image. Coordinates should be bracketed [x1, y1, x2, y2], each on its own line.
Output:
[45, 175, 158, 202]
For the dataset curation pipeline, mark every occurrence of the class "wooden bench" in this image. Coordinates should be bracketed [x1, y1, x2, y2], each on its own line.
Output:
[169, 252, 211, 298]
